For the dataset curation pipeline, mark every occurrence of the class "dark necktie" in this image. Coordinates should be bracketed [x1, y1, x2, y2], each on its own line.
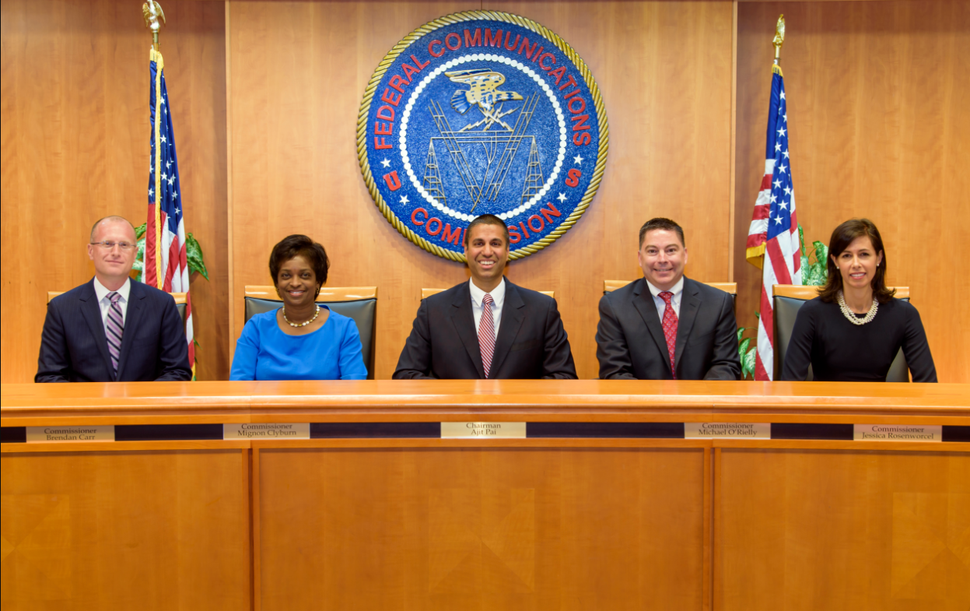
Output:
[106, 292, 124, 379]
[659, 291, 678, 379]
[479, 293, 495, 378]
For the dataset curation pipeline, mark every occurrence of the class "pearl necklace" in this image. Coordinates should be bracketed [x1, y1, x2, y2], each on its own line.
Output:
[837, 291, 878, 326]
[282, 304, 320, 328]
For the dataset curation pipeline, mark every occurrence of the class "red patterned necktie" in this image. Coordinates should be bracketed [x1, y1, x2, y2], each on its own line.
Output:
[659, 291, 678, 379]
[106, 291, 124, 379]
[479, 293, 495, 378]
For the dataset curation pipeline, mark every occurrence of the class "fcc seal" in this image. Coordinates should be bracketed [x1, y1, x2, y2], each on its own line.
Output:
[358, 11, 608, 261]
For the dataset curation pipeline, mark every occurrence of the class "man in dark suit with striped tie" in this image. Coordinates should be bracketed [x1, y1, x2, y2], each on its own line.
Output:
[35, 216, 192, 382]
[394, 214, 576, 380]
[596, 218, 740, 380]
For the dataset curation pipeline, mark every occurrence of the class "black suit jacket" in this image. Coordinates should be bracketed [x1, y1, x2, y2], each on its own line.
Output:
[596, 277, 740, 380]
[36, 279, 192, 382]
[393, 280, 577, 379]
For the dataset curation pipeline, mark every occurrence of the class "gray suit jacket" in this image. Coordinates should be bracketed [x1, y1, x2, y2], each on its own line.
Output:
[596, 277, 740, 380]
[394, 280, 577, 379]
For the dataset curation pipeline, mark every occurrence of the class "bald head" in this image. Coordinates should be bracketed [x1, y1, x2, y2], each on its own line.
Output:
[90, 216, 136, 243]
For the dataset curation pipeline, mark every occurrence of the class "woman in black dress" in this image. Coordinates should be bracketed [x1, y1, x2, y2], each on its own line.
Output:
[781, 218, 936, 382]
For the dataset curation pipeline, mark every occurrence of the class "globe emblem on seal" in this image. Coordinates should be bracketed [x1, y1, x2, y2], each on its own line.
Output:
[358, 11, 608, 261]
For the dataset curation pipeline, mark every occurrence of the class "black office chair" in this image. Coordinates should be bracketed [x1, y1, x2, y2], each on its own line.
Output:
[773, 285, 910, 382]
[244, 286, 378, 379]
[421, 288, 555, 299]
[48, 290, 187, 324]
[603, 280, 737, 308]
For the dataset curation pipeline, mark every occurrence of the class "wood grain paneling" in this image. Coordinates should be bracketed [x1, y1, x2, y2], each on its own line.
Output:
[0, 448, 250, 610]
[734, 2, 970, 382]
[5, 0, 967, 382]
[228, 1, 734, 379]
[0, 0, 229, 383]
[716, 446, 970, 610]
[256, 444, 707, 610]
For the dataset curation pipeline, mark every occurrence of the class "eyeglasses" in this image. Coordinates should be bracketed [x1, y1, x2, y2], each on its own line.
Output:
[91, 241, 134, 251]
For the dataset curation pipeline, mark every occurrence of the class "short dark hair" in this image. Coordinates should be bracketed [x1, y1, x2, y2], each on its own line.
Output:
[90, 216, 135, 242]
[638, 218, 685, 248]
[818, 218, 895, 304]
[269, 235, 330, 289]
[464, 214, 510, 247]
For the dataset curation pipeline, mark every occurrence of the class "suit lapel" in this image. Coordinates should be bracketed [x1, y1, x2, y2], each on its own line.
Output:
[632, 279, 674, 376]
[449, 284, 486, 378]
[489, 281, 524, 376]
[115, 282, 143, 380]
[79, 280, 115, 379]
[674, 279, 701, 376]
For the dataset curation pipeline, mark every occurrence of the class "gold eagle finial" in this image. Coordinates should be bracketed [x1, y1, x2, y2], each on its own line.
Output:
[773, 15, 786, 62]
[143, 1, 166, 49]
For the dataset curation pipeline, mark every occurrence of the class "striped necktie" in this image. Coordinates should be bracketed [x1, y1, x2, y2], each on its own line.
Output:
[479, 293, 495, 378]
[106, 291, 124, 379]
[659, 291, 678, 379]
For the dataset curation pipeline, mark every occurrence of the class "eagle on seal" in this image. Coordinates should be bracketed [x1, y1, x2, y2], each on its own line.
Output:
[446, 69, 523, 124]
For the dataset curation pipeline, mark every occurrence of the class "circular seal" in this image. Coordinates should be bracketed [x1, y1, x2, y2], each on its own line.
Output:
[358, 11, 608, 261]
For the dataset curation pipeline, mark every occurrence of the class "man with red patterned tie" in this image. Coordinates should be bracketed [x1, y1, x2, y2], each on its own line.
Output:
[394, 214, 576, 380]
[596, 218, 740, 380]
[35, 216, 191, 382]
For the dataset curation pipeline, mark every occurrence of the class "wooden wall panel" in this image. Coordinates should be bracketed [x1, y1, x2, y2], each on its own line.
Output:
[1, 448, 251, 610]
[228, 1, 734, 379]
[734, 2, 970, 382]
[6, 0, 966, 383]
[0, 0, 229, 383]
[716, 447, 970, 610]
[256, 445, 707, 610]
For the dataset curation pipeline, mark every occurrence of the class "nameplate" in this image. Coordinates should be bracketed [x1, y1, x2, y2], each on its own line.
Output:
[854, 424, 942, 442]
[26, 426, 115, 443]
[684, 423, 771, 439]
[441, 422, 526, 439]
[223, 423, 310, 440]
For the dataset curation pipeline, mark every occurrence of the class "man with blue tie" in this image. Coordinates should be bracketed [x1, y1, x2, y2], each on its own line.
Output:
[35, 216, 192, 382]
[596, 218, 740, 380]
[394, 214, 577, 380]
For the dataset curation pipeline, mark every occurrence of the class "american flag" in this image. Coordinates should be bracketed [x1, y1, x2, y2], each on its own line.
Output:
[746, 66, 801, 381]
[146, 47, 195, 375]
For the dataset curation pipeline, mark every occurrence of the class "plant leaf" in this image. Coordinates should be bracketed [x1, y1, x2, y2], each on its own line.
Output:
[132, 230, 146, 283]
[742, 346, 757, 380]
[185, 232, 209, 280]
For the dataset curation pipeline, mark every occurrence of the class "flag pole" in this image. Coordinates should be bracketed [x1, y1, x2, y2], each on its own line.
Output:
[772, 15, 785, 73]
[746, 13, 801, 381]
[144, 1, 166, 288]
[143, 1, 166, 53]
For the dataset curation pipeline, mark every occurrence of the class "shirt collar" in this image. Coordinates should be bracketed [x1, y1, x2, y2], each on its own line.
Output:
[93, 276, 131, 304]
[644, 276, 684, 299]
[469, 277, 506, 308]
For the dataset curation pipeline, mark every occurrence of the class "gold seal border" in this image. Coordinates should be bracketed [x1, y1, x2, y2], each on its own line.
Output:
[357, 10, 610, 263]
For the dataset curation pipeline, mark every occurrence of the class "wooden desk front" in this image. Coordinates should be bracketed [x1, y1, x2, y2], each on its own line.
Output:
[2, 381, 968, 611]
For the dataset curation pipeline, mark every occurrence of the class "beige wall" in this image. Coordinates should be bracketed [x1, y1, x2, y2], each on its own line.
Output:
[734, 1, 970, 383]
[3, 0, 967, 382]
[0, 0, 230, 382]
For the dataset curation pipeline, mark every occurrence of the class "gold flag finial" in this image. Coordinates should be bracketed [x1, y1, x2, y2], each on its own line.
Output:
[142, 0, 166, 51]
[773, 15, 786, 63]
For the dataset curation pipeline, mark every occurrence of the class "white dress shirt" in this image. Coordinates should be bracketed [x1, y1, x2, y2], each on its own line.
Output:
[93, 276, 131, 334]
[645, 276, 684, 323]
[469, 277, 506, 338]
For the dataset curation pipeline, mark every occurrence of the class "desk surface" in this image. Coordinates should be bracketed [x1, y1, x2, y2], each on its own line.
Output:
[3, 381, 968, 426]
[3, 381, 968, 611]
